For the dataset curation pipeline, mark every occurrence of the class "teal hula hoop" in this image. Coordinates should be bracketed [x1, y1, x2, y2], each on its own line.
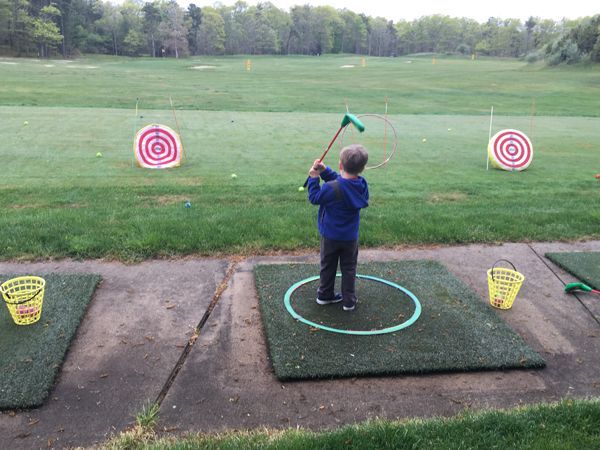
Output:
[283, 274, 421, 335]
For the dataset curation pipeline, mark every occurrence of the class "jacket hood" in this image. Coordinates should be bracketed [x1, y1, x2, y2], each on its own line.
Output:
[338, 176, 369, 209]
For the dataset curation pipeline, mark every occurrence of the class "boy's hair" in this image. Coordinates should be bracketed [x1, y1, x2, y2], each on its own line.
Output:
[340, 144, 368, 175]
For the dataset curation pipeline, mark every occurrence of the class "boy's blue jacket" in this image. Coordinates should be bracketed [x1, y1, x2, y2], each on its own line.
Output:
[307, 166, 369, 241]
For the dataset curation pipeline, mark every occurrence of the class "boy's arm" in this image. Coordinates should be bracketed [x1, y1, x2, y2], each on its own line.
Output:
[320, 166, 338, 182]
[307, 177, 336, 205]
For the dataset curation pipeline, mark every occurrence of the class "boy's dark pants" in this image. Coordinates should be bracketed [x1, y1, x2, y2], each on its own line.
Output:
[317, 236, 359, 308]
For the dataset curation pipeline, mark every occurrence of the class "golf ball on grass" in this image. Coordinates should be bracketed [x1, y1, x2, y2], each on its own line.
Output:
[298, 186, 305, 192]
[231, 173, 237, 179]
[422, 138, 427, 143]
[23, 121, 29, 126]
[96, 152, 103, 157]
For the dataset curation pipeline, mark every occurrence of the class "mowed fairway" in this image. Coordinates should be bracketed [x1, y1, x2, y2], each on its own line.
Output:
[0, 55, 598, 260]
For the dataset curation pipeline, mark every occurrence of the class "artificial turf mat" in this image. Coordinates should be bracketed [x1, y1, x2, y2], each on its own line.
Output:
[545, 252, 600, 290]
[0, 273, 101, 409]
[255, 261, 545, 380]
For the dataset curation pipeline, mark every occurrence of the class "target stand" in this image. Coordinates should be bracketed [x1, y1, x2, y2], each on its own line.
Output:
[134, 124, 183, 169]
[488, 129, 533, 172]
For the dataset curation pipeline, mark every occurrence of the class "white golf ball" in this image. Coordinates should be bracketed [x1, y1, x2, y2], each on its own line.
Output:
[231, 173, 238, 179]
[422, 138, 427, 143]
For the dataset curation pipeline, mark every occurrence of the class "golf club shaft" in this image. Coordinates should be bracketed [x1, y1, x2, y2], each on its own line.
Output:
[303, 125, 346, 188]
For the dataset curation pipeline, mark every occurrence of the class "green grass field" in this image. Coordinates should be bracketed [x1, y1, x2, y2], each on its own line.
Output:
[1, 55, 599, 115]
[108, 399, 600, 449]
[0, 55, 598, 260]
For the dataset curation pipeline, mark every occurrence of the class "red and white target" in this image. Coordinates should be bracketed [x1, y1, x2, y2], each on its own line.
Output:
[134, 124, 182, 169]
[488, 129, 533, 171]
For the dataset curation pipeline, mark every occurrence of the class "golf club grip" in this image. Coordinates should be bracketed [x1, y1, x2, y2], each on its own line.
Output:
[303, 176, 310, 188]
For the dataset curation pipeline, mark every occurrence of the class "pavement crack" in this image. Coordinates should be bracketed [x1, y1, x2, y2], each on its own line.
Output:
[154, 257, 243, 407]
[526, 244, 599, 327]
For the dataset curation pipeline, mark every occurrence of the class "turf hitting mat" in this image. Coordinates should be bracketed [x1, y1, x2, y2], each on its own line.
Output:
[0, 273, 101, 409]
[545, 252, 600, 290]
[255, 261, 545, 380]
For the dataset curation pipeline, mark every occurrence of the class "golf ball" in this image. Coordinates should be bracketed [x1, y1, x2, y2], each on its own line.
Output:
[96, 152, 103, 157]
[298, 186, 305, 192]
[422, 138, 427, 143]
[23, 121, 29, 126]
[447, 128, 452, 131]
[231, 173, 237, 179]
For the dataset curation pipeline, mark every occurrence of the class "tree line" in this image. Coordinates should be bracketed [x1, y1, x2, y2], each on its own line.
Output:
[0, 0, 598, 64]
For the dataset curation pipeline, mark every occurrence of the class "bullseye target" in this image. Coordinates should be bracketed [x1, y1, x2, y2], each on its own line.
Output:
[488, 129, 533, 171]
[134, 124, 182, 169]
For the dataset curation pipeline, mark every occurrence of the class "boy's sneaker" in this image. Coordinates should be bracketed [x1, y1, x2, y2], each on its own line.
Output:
[343, 299, 357, 311]
[316, 293, 343, 305]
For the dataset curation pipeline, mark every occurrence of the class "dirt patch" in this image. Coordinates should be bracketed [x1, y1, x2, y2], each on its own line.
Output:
[10, 203, 88, 210]
[141, 194, 189, 206]
[428, 192, 468, 203]
[9, 203, 43, 210]
[178, 178, 204, 186]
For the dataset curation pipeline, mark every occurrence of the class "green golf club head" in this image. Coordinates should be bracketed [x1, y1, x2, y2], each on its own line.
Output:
[564, 282, 592, 293]
[341, 113, 365, 132]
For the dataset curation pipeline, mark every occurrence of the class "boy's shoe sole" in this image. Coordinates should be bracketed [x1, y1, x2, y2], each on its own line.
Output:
[343, 299, 357, 311]
[316, 293, 343, 305]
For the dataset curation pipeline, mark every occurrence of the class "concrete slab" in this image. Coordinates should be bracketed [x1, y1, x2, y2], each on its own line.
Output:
[159, 242, 600, 434]
[0, 259, 228, 449]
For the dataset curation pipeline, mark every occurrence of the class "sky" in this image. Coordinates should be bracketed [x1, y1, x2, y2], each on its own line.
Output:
[179, 0, 598, 22]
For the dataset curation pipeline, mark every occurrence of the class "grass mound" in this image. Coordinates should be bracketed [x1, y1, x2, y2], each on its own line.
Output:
[0, 273, 101, 409]
[545, 252, 600, 290]
[255, 261, 544, 380]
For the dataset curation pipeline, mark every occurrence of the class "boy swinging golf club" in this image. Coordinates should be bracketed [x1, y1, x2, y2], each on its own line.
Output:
[306, 144, 369, 311]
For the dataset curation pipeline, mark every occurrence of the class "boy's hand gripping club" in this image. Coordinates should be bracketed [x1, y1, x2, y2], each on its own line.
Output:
[303, 113, 365, 188]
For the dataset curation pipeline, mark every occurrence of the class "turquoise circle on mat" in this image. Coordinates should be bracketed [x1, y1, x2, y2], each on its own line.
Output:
[284, 274, 421, 335]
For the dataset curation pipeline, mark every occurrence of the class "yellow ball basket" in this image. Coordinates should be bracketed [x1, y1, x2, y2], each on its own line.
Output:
[1, 276, 46, 325]
[487, 260, 525, 310]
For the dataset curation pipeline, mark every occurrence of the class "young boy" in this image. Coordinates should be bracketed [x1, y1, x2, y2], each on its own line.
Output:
[307, 144, 369, 311]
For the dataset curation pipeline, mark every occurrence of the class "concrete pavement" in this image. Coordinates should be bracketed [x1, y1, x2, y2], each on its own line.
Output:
[0, 241, 598, 448]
